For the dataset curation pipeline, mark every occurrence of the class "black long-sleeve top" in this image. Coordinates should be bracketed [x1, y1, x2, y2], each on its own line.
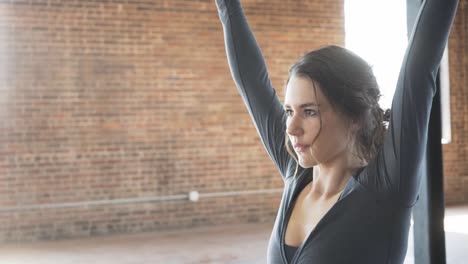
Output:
[215, 0, 459, 263]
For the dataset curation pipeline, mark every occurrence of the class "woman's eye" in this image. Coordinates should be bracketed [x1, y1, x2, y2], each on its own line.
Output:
[284, 109, 317, 117]
[305, 109, 317, 116]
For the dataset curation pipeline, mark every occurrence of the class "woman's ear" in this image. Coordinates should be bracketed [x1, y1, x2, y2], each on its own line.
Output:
[350, 121, 360, 133]
[345, 116, 358, 132]
[346, 119, 360, 144]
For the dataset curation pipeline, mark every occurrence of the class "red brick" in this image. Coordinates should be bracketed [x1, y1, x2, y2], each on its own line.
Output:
[1, 0, 466, 243]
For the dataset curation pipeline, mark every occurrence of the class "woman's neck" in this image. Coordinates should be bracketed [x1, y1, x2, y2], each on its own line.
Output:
[309, 151, 364, 199]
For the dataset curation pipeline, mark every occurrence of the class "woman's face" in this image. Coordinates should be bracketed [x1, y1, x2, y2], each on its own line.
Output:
[284, 75, 354, 168]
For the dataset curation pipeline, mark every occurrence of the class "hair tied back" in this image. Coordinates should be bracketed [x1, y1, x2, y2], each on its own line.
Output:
[383, 108, 391, 123]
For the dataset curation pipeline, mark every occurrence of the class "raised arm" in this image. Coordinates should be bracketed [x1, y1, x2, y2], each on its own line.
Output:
[215, 0, 293, 178]
[361, 0, 459, 206]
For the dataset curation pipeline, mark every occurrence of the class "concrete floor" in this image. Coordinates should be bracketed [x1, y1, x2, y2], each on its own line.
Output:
[1, 206, 467, 264]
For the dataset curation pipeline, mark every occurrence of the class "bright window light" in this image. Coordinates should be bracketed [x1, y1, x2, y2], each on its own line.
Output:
[344, 0, 408, 110]
[445, 214, 468, 235]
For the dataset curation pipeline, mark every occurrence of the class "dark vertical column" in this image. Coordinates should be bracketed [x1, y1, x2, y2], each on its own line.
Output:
[406, 1, 447, 263]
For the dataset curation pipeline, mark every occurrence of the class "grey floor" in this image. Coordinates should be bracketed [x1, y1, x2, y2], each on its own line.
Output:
[1, 205, 467, 264]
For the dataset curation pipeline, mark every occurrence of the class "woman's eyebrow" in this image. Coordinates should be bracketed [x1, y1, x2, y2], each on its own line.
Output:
[283, 102, 319, 108]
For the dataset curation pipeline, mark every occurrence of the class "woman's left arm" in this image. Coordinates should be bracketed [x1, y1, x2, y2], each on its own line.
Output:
[361, 0, 459, 206]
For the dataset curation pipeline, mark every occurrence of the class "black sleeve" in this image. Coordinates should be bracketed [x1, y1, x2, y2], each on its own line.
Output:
[215, 0, 294, 179]
[360, 0, 459, 206]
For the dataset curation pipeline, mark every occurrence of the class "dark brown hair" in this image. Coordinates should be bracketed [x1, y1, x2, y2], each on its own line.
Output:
[284, 45, 390, 176]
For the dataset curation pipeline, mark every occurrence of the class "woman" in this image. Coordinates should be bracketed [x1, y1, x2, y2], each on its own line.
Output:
[215, 0, 459, 263]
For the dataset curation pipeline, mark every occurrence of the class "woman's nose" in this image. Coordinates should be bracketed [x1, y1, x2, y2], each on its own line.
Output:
[286, 117, 303, 137]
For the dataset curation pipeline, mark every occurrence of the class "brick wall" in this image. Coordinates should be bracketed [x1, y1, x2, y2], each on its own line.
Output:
[1, 0, 466, 243]
[0, 0, 344, 242]
[443, 0, 468, 204]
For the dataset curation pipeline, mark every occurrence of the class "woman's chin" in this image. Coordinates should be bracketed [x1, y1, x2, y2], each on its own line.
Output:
[298, 157, 317, 168]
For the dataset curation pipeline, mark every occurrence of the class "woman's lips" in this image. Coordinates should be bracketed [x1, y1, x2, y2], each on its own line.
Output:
[294, 144, 310, 152]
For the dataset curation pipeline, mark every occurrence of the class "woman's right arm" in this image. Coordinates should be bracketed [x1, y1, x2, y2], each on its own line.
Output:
[215, 0, 293, 179]
[359, 0, 459, 206]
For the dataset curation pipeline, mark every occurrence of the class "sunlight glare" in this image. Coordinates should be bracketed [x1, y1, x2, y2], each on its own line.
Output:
[345, 0, 408, 110]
